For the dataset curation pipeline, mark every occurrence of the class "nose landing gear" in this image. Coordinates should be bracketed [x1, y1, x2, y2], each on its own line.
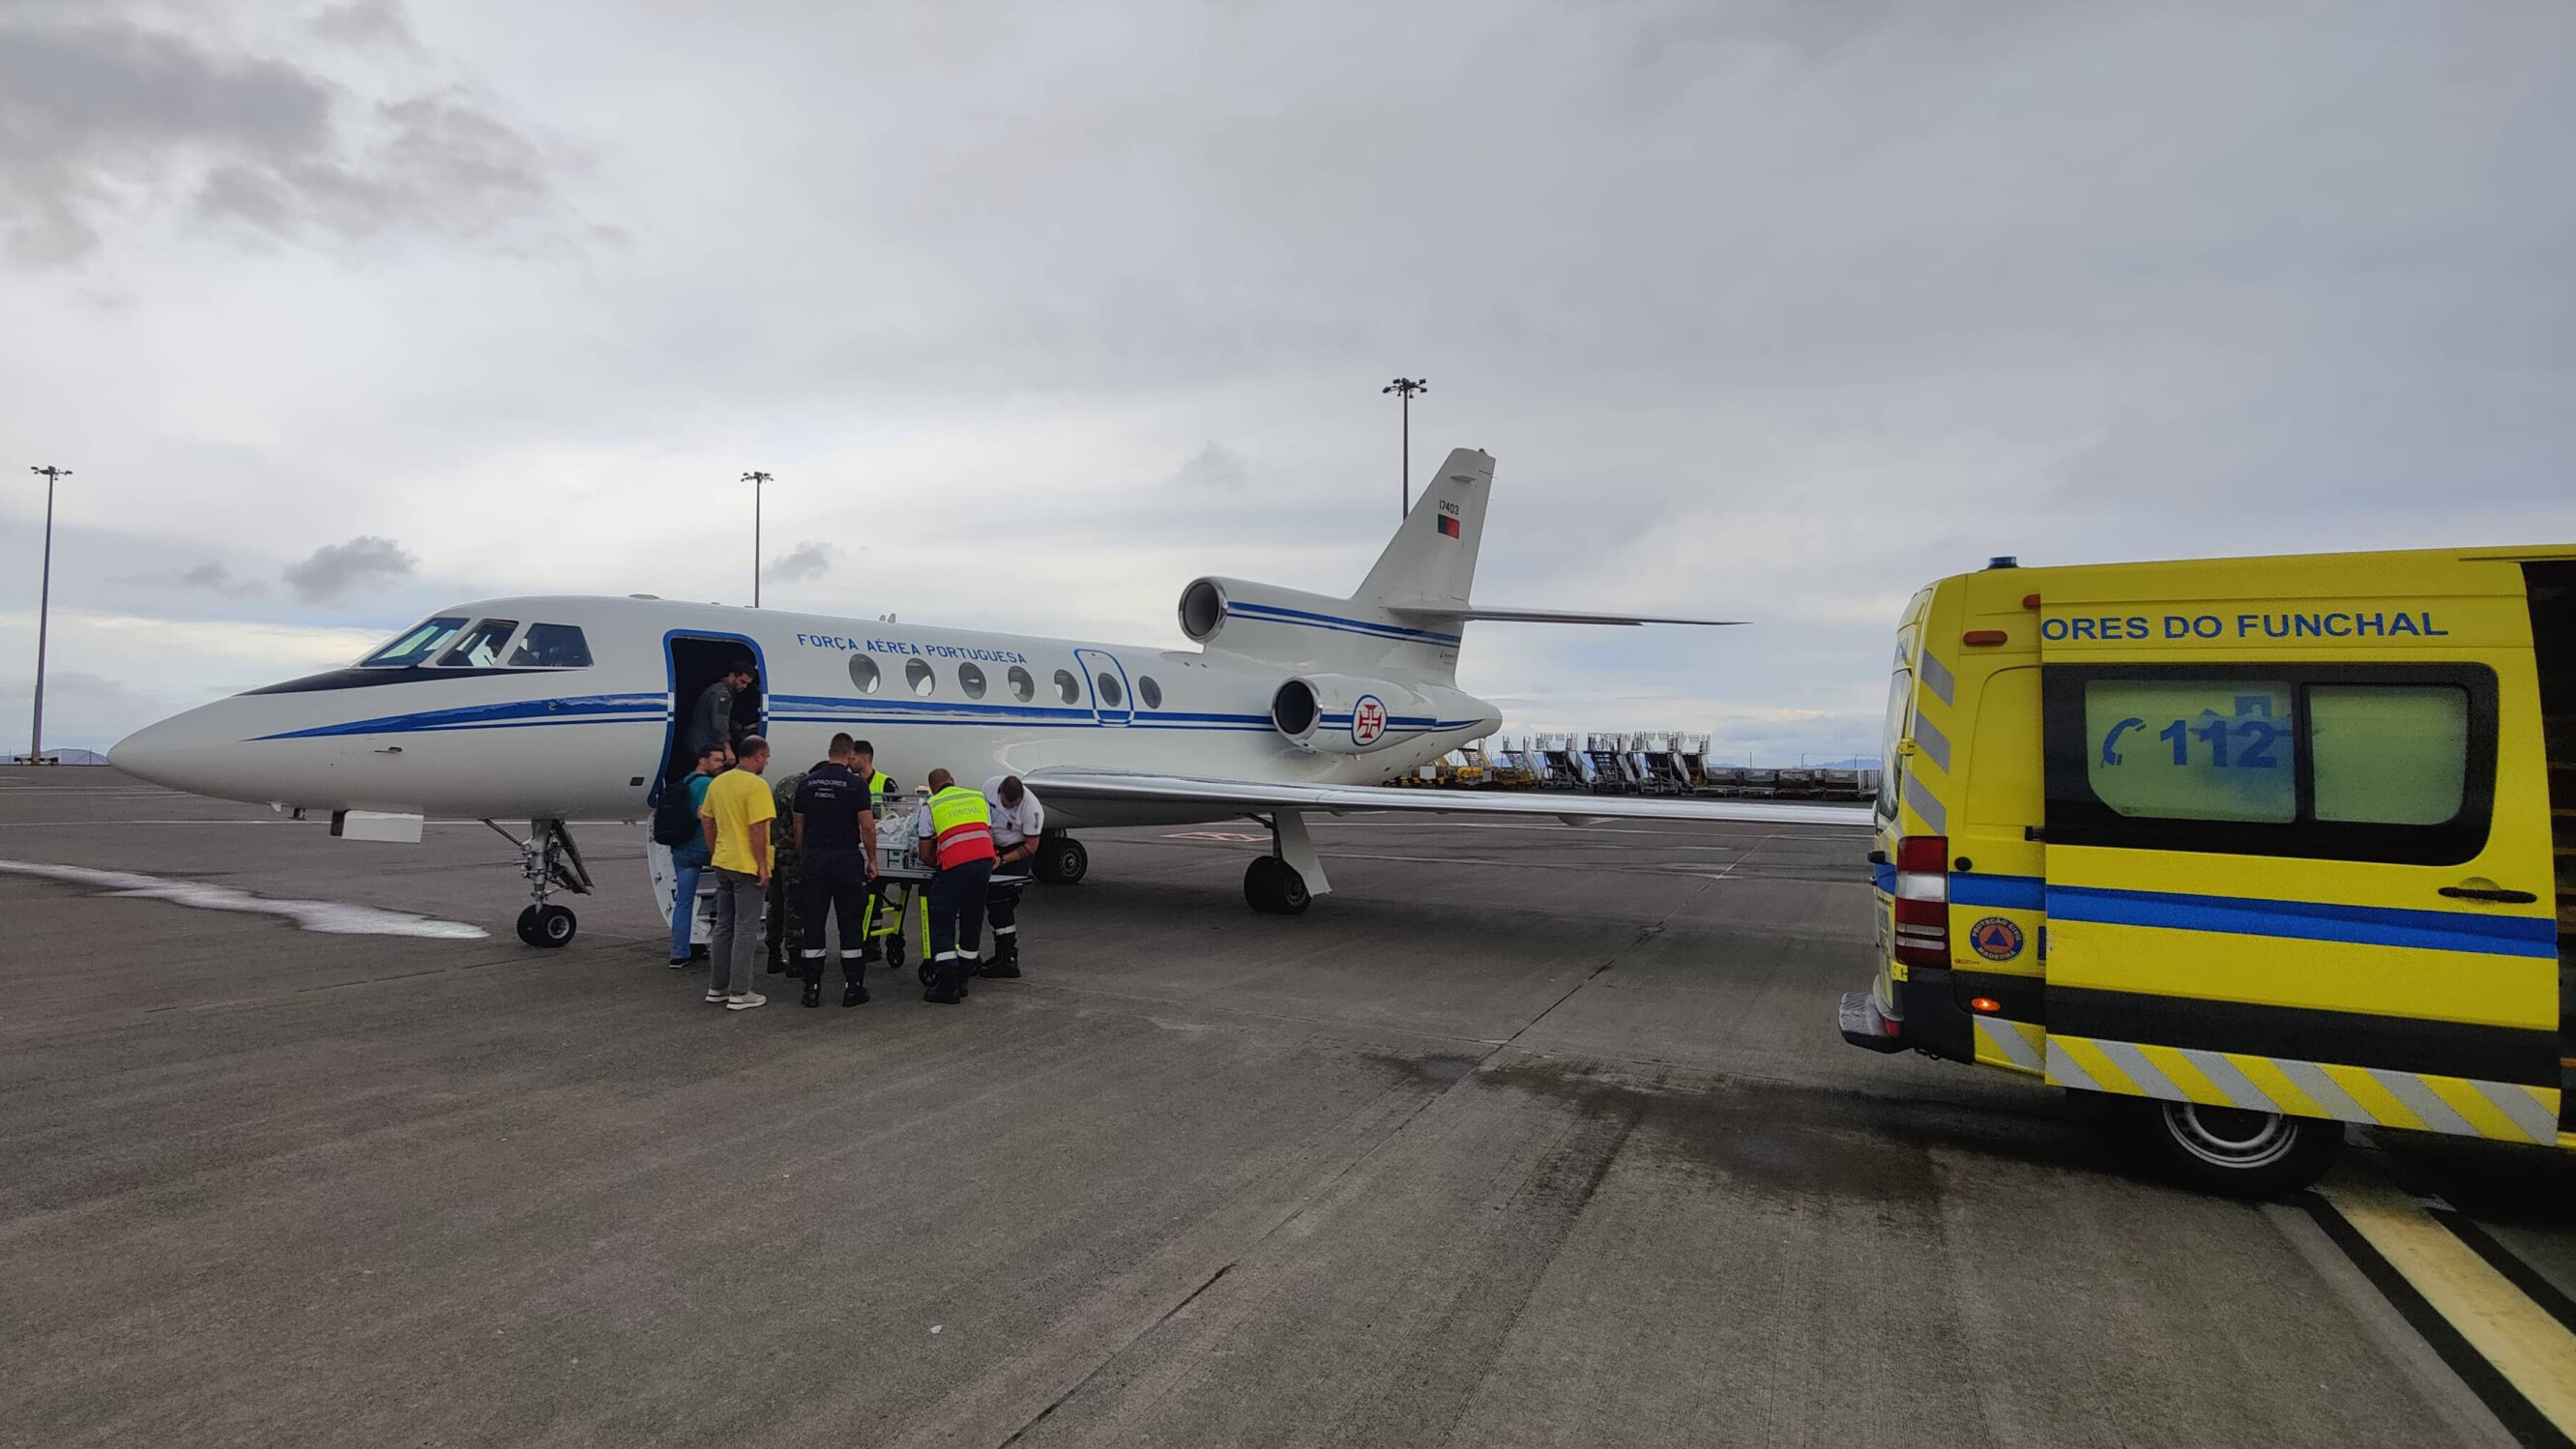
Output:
[485, 817, 594, 948]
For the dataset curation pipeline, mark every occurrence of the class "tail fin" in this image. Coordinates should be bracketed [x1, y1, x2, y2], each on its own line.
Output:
[1356, 448, 1493, 611]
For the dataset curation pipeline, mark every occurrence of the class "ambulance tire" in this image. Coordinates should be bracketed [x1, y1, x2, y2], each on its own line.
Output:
[2129, 1099, 2341, 1198]
[1244, 856, 1311, 915]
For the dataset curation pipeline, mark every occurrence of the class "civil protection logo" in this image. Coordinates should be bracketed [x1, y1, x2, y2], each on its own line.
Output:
[1969, 916, 2025, 962]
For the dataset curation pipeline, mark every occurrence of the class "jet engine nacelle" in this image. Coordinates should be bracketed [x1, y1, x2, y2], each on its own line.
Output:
[1272, 673, 1481, 755]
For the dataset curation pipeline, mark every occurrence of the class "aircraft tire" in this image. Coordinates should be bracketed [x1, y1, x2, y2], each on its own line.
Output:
[1036, 834, 1088, 885]
[1244, 856, 1311, 915]
[519, 903, 578, 949]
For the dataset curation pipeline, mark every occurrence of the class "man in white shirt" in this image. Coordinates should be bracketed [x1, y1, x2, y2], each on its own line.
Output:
[974, 774, 1042, 978]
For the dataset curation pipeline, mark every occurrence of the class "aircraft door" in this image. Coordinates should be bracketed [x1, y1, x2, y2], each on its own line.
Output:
[1073, 648, 1133, 727]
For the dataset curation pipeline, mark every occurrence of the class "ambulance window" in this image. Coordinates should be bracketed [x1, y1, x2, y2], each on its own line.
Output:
[1875, 669, 1910, 820]
[850, 655, 880, 694]
[2082, 679, 2295, 822]
[1053, 669, 1080, 705]
[2310, 685, 2469, 825]
[506, 623, 592, 668]
[1008, 666, 1035, 702]
[436, 619, 520, 668]
[360, 616, 468, 667]
[1098, 673, 1124, 708]
[958, 662, 987, 699]
[1138, 676, 1162, 710]
[906, 658, 935, 696]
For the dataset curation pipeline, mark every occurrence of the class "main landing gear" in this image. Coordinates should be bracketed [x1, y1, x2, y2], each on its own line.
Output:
[485, 817, 594, 948]
[1030, 830, 1090, 885]
[1243, 809, 1328, 915]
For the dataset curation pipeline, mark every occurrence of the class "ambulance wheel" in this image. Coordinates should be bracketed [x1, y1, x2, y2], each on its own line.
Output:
[517, 903, 577, 949]
[1035, 835, 1088, 885]
[2132, 1100, 2341, 1197]
[1244, 856, 1311, 915]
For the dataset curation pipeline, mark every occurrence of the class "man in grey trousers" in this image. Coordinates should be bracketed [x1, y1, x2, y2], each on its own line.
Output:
[696, 735, 776, 1010]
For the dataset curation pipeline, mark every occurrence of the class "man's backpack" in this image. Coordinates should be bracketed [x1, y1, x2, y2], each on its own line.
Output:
[651, 775, 702, 847]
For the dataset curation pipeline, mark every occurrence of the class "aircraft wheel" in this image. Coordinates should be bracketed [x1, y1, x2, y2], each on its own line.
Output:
[1244, 856, 1311, 915]
[2124, 1099, 2341, 1198]
[518, 903, 578, 949]
[1036, 834, 1088, 885]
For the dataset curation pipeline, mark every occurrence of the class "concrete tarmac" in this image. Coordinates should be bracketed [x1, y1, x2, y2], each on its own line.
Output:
[4, 768, 2573, 1447]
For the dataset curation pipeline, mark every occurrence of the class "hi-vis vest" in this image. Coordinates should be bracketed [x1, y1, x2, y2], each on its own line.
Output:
[926, 785, 997, 870]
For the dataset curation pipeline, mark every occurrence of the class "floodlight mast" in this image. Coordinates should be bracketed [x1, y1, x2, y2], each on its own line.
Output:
[1382, 378, 1426, 518]
[23, 465, 69, 764]
[742, 471, 774, 606]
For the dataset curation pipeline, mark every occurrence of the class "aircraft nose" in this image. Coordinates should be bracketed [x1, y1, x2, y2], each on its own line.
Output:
[110, 708, 232, 795]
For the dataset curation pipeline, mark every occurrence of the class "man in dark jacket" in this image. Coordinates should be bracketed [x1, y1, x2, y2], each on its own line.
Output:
[688, 661, 758, 765]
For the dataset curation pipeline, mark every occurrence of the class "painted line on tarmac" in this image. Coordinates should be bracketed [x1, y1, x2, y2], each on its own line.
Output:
[0, 858, 489, 939]
[2304, 1180, 2576, 1447]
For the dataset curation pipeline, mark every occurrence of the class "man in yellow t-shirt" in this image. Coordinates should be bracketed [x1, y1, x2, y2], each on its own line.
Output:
[697, 736, 776, 1010]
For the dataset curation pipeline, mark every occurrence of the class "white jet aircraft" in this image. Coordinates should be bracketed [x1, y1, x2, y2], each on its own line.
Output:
[112, 448, 1868, 944]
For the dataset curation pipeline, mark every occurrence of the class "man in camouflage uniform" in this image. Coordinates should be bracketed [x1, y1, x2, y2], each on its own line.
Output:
[761, 760, 821, 972]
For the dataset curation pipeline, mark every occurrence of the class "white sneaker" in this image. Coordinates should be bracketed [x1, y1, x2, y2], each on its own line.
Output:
[725, 992, 767, 1011]
[704, 989, 727, 1003]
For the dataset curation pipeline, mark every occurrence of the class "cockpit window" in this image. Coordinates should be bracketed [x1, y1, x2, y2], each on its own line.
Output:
[436, 619, 520, 668]
[506, 623, 593, 668]
[359, 616, 469, 668]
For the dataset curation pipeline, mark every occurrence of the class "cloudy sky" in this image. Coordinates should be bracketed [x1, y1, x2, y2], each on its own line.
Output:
[3, 0, 2571, 761]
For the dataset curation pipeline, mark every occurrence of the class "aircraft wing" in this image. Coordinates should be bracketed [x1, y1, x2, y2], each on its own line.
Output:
[1022, 768, 1874, 827]
[1385, 605, 1744, 627]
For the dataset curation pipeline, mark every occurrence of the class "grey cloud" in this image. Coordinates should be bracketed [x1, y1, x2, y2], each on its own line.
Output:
[1167, 442, 1250, 492]
[283, 536, 416, 601]
[0, 9, 563, 265]
[107, 560, 274, 598]
[308, 0, 414, 48]
[767, 542, 834, 584]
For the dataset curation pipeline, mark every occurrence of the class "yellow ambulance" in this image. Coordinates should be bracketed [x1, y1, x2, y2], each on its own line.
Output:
[1840, 546, 2576, 1193]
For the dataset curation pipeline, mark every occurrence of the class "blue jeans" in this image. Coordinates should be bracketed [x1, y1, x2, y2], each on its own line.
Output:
[668, 842, 710, 961]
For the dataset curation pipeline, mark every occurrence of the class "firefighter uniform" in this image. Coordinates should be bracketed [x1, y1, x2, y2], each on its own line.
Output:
[791, 759, 875, 1008]
[918, 783, 997, 1003]
[852, 768, 903, 969]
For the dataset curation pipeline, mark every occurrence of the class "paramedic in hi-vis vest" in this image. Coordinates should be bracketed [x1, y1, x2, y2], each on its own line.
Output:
[976, 774, 1041, 979]
[916, 768, 997, 1004]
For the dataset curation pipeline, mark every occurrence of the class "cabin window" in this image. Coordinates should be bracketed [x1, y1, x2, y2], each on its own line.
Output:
[436, 619, 519, 668]
[906, 658, 935, 696]
[2309, 685, 2471, 826]
[1097, 672, 1124, 708]
[1008, 666, 1036, 703]
[1138, 675, 1163, 710]
[850, 655, 880, 694]
[2042, 662, 2497, 865]
[958, 662, 987, 699]
[506, 623, 593, 668]
[1053, 669, 1080, 705]
[360, 616, 467, 668]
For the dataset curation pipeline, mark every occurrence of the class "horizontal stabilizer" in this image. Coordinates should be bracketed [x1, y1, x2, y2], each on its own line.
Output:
[1024, 768, 1869, 828]
[1385, 605, 1743, 627]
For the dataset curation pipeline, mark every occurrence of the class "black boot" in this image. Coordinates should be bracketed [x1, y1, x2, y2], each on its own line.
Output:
[973, 936, 1021, 978]
[842, 979, 868, 1007]
[801, 979, 822, 1008]
[922, 952, 964, 1003]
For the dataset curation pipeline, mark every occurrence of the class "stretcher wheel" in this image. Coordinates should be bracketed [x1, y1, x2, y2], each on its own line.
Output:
[2123, 1098, 2341, 1197]
[1244, 856, 1311, 915]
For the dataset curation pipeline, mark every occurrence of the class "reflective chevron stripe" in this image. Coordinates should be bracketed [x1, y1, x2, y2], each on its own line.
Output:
[2044, 1033, 2561, 1145]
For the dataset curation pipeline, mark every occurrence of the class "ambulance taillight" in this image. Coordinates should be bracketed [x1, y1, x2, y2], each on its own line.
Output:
[1891, 835, 1949, 969]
